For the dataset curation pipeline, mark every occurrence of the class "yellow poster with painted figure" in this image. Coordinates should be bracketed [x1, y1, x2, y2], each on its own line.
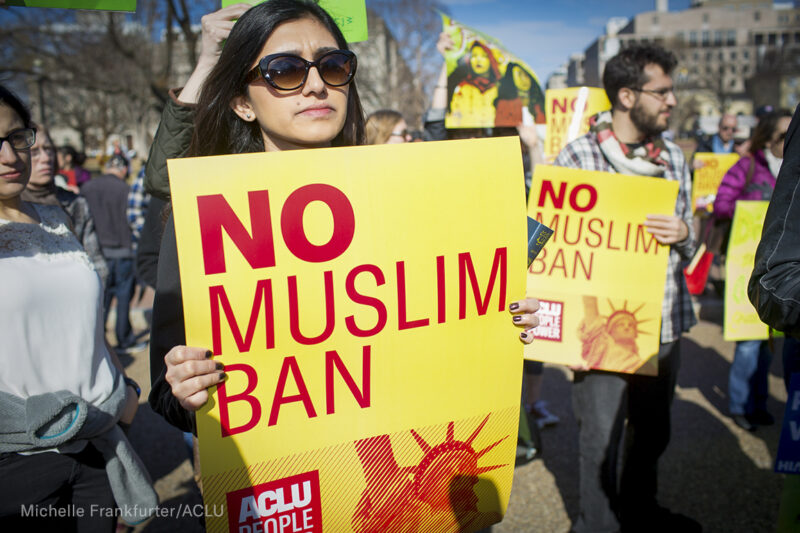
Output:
[544, 87, 611, 161]
[441, 14, 545, 129]
[525, 165, 679, 375]
[692, 153, 740, 212]
[724, 201, 769, 341]
[168, 137, 526, 533]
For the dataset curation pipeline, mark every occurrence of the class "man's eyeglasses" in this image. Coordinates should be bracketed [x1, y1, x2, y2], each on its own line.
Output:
[245, 50, 357, 91]
[719, 126, 736, 132]
[0, 128, 36, 151]
[631, 87, 675, 102]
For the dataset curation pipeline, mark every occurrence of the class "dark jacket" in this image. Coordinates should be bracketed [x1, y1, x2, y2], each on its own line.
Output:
[693, 135, 713, 154]
[81, 174, 133, 255]
[694, 134, 734, 155]
[135, 196, 167, 289]
[144, 90, 195, 201]
[748, 104, 800, 335]
[141, 89, 198, 431]
[149, 214, 195, 433]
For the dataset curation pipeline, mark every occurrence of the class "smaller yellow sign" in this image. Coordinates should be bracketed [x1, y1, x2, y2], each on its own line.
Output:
[724, 201, 770, 341]
[692, 153, 740, 212]
[525, 165, 678, 375]
[544, 88, 610, 161]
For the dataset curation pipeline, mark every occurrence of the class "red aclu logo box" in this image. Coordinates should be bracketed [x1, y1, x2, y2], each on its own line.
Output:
[227, 470, 322, 533]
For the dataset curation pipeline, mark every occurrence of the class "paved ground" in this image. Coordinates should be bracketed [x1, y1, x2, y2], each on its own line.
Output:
[119, 292, 789, 532]
[496, 295, 787, 533]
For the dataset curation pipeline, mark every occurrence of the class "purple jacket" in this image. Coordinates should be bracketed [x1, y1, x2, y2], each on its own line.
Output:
[713, 150, 776, 219]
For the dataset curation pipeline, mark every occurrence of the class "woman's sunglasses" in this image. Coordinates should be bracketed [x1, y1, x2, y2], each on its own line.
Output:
[245, 50, 357, 91]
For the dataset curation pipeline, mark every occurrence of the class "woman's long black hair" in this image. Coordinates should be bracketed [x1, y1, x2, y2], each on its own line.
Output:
[0, 84, 32, 129]
[749, 108, 792, 156]
[188, 0, 365, 157]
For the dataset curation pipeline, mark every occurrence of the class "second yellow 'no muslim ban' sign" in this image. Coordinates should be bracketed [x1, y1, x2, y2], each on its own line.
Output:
[525, 165, 679, 375]
[168, 138, 527, 532]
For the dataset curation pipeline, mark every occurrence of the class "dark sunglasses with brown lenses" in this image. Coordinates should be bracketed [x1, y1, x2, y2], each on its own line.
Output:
[244, 49, 357, 91]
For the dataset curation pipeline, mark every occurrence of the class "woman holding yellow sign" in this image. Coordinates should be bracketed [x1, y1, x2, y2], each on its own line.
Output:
[149, 0, 364, 430]
[147, 0, 541, 434]
[0, 84, 155, 530]
[714, 108, 792, 432]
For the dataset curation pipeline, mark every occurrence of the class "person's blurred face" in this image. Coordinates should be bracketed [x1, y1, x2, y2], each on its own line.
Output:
[629, 63, 676, 138]
[386, 119, 410, 144]
[470, 46, 490, 76]
[0, 104, 31, 203]
[718, 115, 737, 143]
[769, 116, 792, 159]
[233, 17, 350, 152]
[27, 129, 56, 188]
[512, 66, 531, 92]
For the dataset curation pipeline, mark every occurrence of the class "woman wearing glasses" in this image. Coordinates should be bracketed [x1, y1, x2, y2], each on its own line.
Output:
[21, 124, 108, 288]
[146, 0, 541, 432]
[365, 110, 412, 144]
[0, 85, 155, 530]
[713, 108, 792, 432]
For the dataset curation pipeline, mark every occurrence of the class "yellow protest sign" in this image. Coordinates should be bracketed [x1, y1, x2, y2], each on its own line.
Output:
[441, 14, 545, 129]
[692, 153, 740, 212]
[544, 88, 610, 161]
[724, 201, 769, 341]
[168, 137, 527, 533]
[524, 165, 679, 375]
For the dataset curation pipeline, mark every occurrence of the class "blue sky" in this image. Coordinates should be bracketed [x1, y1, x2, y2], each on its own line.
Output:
[439, 0, 691, 83]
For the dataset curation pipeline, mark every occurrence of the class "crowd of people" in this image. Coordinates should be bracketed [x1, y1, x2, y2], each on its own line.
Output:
[1, 0, 798, 531]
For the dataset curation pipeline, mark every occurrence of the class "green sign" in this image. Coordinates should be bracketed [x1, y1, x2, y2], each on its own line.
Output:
[5, 0, 136, 10]
[221, 0, 368, 43]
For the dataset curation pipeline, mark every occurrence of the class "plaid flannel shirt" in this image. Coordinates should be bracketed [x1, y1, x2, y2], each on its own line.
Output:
[126, 170, 150, 250]
[554, 131, 697, 344]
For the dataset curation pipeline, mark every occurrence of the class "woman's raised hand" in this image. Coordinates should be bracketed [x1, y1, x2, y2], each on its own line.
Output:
[179, 3, 252, 104]
[198, 4, 251, 67]
[164, 346, 226, 411]
[436, 31, 455, 57]
[510, 298, 540, 344]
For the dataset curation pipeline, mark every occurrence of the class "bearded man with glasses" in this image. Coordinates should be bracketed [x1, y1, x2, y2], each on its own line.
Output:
[554, 44, 701, 533]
